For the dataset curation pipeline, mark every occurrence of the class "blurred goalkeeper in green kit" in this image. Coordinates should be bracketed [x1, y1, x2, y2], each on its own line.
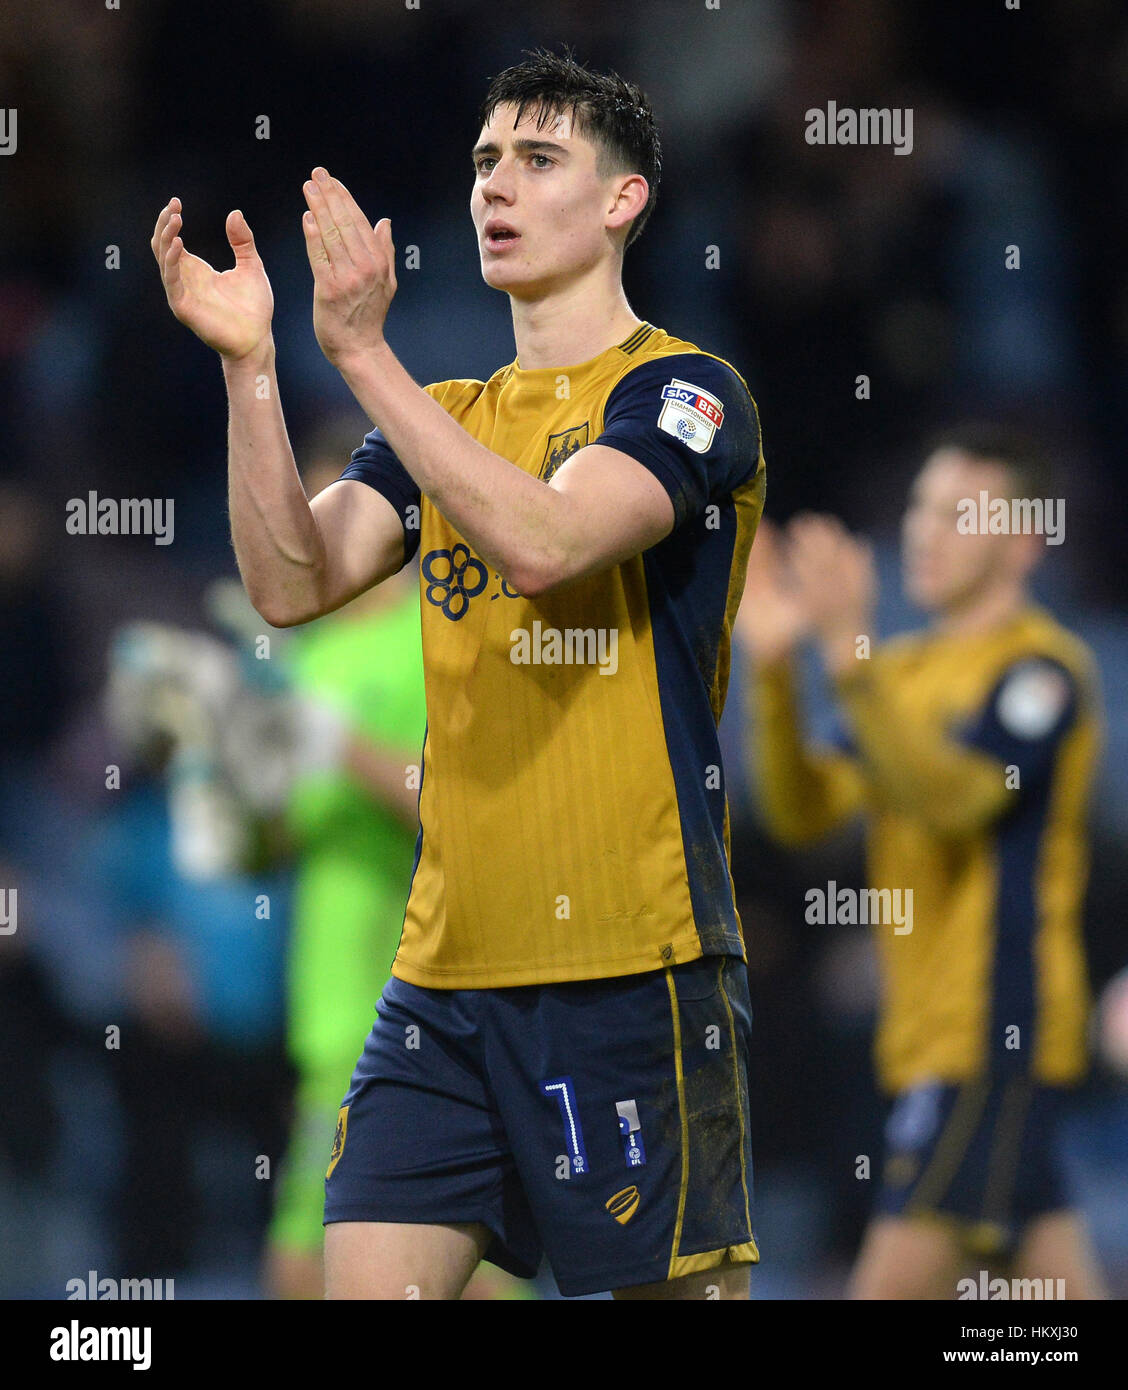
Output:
[264, 422, 426, 1299]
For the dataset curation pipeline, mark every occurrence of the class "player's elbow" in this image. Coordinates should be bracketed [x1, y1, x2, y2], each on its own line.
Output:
[249, 590, 319, 629]
[513, 571, 559, 600]
[505, 552, 570, 599]
[511, 534, 607, 596]
[254, 604, 309, 630]
[506, 566, 546, 599]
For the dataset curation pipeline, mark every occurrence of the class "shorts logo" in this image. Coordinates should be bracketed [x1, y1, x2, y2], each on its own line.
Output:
[885, 1081, 943, 1152]
[540, 423, 589, 481]
[422, 544, 488, 621]
[657, 379, 724, 454]
[615, 1099, 647, 1168]
[606, 1186, 641, 1225]
[542, 1076, 589, 1176]
[326, 1104, 349, 1179]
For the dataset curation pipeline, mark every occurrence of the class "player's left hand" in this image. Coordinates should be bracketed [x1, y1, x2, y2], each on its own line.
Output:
[302, 167, 396, 367]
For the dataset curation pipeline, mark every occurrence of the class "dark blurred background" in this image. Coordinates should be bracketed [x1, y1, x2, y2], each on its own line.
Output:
[1, 0, 1126, 1299]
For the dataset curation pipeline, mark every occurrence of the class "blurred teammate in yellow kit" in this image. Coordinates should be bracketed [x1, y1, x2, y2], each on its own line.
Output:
[737, 427, 1107, 1299]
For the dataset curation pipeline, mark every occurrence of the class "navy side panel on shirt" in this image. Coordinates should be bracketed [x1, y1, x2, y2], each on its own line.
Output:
[597, 353, 763, 957]
[956, 658, 1079, 1072]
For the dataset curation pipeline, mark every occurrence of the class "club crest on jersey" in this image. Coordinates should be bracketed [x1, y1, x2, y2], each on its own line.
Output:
[540, 423, 589, 481]
[657, 378, 724, 454]
[995, 660, 1072, 740]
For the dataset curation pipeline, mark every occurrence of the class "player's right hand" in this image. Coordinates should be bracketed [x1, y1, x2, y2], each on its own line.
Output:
[734, 518, 811, 666]
[151, 199, 274, 360]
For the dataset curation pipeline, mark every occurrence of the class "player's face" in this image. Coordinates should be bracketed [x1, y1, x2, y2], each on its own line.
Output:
[471, 102, 624, 298]
[902, 451, 1025, 613]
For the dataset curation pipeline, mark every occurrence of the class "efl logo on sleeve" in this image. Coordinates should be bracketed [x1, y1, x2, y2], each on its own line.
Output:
[657, 379, 725, 453]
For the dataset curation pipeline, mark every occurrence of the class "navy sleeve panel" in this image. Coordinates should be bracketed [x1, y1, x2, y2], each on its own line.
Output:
[338, 426, 422, 564]
[956, 657, 1079, 791]
[595, 353, 761, 528]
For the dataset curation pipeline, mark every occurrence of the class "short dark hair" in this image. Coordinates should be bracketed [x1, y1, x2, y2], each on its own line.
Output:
[923, 420, 1056, 500]
[478, 47, 661, 249]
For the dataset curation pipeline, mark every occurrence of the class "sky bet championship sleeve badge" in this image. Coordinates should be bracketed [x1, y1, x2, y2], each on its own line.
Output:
[657, 378, 724, 454]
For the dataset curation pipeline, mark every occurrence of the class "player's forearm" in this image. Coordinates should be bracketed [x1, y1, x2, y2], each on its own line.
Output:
[223, 343, 329, 626]
[336, 343, 573, 596]
[833, 663, 1010, 833]
[747, 657, 865, 844]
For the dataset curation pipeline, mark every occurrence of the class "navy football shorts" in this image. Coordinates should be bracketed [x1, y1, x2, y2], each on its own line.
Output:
[323, 954, 759, 1296]
[876, 1074, 1073, 1256]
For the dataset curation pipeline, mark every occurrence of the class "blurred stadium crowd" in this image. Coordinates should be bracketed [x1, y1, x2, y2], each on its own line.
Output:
[1, 0, 1126, 1298]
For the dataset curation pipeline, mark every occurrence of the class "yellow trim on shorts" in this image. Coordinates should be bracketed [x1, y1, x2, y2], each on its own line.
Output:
[982, 1075, 1033, 1226]
[664, 968, 691, 1280]
[906, 1078, 990, 1215]
[669, 1240, 761, 1280]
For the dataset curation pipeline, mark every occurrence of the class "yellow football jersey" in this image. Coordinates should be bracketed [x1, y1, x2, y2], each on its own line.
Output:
[749, 607, 1101, 1091]
[341, 323, 765, 986]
